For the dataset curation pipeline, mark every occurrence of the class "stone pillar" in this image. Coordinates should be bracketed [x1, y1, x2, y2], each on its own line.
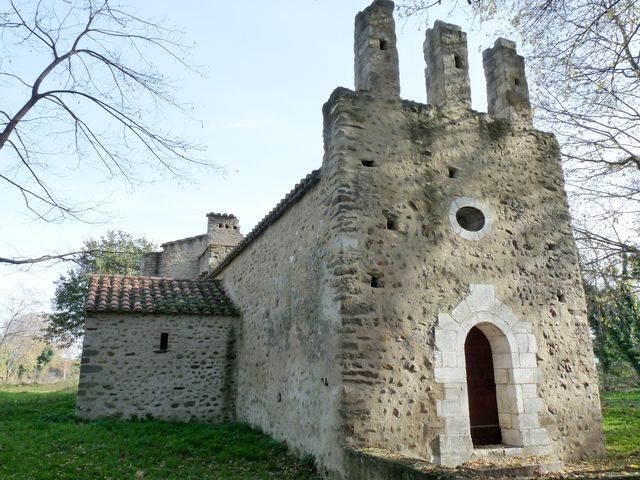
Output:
[354, 0, 400, 97]
[483, 38, 532, 122]
[424, 21, 471, 108]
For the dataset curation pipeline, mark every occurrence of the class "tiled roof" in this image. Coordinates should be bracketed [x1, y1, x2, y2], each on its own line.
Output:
[84, 275, 240, 316]
[208, 169, 321, 277]
[206, 212, 236, 218]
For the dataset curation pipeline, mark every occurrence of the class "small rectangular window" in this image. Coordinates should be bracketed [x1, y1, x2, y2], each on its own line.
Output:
[159, 332, 169, 351]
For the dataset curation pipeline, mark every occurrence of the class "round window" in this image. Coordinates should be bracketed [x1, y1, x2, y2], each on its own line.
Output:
[448, 197, 493, 241]
[456, 206, 485, 232]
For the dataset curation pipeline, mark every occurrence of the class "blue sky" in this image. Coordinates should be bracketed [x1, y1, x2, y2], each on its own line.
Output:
[0, 0, 502, 304]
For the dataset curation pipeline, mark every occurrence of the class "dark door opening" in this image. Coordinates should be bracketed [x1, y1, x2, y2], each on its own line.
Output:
[465, 326, 502, 446]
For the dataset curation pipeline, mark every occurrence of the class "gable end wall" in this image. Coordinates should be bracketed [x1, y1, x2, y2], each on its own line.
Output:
[320, 87, 604, 465]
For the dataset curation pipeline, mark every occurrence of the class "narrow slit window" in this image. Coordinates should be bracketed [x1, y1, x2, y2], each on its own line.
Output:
[362, 160, 375, 167]
[379, 39, 388, 50]
[454, 54, 462, 69]
[159, 332, 169, 351]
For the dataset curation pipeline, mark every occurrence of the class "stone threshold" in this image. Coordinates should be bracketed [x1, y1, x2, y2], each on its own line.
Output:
[473, 444, 524, 458]
[465, 446, 563, 478]
[344, 448, 639, 480]
[460, 461, 564, 478]
[345, 448, 564, 480]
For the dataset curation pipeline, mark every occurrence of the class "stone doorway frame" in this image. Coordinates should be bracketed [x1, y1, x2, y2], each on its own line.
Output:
[433, 284, 551, 466]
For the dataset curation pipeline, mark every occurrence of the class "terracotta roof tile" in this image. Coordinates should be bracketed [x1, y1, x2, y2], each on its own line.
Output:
[84, 275, 240, 317]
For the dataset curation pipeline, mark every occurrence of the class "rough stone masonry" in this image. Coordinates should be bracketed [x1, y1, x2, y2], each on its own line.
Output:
[76, 1, 605, 478]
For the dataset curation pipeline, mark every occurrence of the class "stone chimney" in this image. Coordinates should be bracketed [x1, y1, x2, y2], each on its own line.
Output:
[202, 213, 243, 274]
[206, 213, 243, 246]
[424, 21, 472, 108]
[483, 38, 532, 122]
[354, 0, 400, 97]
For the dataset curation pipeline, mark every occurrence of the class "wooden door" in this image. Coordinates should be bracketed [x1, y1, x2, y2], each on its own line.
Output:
[464, 326, 502, 445]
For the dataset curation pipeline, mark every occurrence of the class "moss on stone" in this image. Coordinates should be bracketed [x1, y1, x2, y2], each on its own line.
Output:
[485, 118, 512, 141]
[408, 118, 439, 144]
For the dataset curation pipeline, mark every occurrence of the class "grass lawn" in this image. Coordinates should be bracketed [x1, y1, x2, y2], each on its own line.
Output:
[0, 384, 638, 479]
[0, 383, 320, 480]
[556, 388, 640, 477]
[601, 389, 640, 462]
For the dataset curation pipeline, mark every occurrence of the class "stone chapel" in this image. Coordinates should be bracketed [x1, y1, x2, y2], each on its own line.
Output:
[77, 1, 605, 477]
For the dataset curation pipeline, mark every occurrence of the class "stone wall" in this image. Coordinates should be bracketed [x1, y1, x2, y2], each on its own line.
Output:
[140, 213, 243, 278]
[140, 235, 209, 279]
[212, 81, 605, 475]
[320, 85, 604, 464]
[92, 3, 604, 477]
[76, 313, 238, 422]
[198, 245, 237, 275]
[215, 172, 349, 476]
[210, 2, 603, 470]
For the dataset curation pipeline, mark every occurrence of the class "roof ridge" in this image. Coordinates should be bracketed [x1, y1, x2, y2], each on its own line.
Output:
[209, 168, 321, 277]
[87, 273, 222, 282]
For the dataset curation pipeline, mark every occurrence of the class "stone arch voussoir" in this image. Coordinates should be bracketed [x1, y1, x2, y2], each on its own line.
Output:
[433, 284, 552, 466]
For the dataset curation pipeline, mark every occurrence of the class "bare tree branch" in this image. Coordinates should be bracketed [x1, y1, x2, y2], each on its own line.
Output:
[0, 247, 149, 266]
[0, 251, 85, 266]
[0, 0, 213, 226]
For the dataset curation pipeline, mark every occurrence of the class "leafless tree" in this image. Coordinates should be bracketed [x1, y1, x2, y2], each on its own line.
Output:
[0, 291, 44, 350]
[0, 0, 212, 230]
[0, 291, 47, 383]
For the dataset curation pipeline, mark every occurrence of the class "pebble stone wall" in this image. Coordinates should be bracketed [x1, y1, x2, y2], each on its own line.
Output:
[140, 214, 244, 278]
[80, 2, 605, 478]
[76, 313, 239, 422]
[320, 85, 604, 466]
[217, 177, 347, 475]
[141, 235, 209, 279]
[212, 1, 604, 477]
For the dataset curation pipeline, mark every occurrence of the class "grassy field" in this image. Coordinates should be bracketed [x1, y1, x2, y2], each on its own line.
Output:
[0, 384, 320, 480]
[601, 389, 640, 460]
[0, 384, 638, 479]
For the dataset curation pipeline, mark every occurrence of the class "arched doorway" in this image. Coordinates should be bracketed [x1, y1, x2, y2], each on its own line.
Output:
[464, 326, 502, 445]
